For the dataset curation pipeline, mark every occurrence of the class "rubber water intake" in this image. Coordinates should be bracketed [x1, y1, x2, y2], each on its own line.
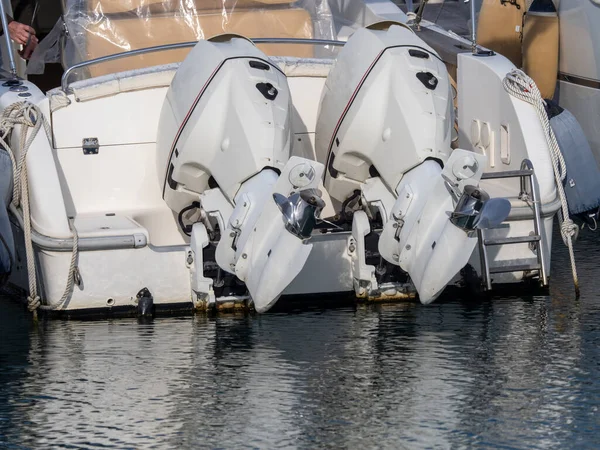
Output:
[450, 185, 511, 231]
[273, 188, 326, 240]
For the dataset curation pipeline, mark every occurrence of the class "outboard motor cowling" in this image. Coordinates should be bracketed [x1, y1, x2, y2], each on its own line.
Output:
[315, 23, 453, 206]
[315, 23, 510, 303]
[156, 35, 324, 313]
[156, 35, 292, 212]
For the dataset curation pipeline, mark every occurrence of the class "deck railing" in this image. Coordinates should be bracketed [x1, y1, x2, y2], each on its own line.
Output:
[60, 38, 346, 93]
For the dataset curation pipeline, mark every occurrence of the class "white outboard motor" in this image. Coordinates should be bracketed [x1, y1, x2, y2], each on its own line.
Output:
[315, 23, 510, 303]
[157, 35, 325, 312]
[315, 22, 453, 205]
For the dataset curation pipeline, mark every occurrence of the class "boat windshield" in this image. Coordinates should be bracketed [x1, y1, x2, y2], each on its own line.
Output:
[27, 0, 408, 82]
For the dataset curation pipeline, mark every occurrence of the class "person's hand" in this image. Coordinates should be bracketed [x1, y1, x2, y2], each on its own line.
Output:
[19, 38, 37, 59]
[7, 21, 37, 46]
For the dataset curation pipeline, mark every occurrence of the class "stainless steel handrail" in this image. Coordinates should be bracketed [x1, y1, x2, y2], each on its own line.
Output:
[61, 37, 346, 92]
[253, 37, 344, 46]
[519, 158, 548, 286]
[468, 0, 477, 53]
[9, 204, 148, 251]
[0, 0, 17, 77]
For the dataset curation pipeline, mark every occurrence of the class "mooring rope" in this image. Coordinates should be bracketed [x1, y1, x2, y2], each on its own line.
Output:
[502, 69, 579, 298]
[0, 102, 80, 315]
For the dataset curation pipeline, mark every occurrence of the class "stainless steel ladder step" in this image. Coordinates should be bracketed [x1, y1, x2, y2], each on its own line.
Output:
[477, 159, 549, 291]
[481, 170, 535, 179]
[489, 263, 541, 274]
[483, 235, 540, 246]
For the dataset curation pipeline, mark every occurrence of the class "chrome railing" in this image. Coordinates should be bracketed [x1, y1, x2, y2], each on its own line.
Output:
[0, 0, 17, 77]
[60, 37, 346, 92]
[468, 0, 477, 53]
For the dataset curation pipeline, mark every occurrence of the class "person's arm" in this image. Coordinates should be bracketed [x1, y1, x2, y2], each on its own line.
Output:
[0, 1, 38, 59]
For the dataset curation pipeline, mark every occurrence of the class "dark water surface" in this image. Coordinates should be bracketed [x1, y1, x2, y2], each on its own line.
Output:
[1, 228, 600, 449]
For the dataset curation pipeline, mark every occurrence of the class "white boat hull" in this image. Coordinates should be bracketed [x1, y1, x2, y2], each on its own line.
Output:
[0, 4, 566, 317]
[5, 211, 555, 316]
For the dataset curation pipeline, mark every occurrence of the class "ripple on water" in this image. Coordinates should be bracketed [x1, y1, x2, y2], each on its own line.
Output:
[1, 229, 600, 448]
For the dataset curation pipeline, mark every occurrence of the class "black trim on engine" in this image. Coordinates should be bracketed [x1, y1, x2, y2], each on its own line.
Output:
[256, 82, 278, 100]
[327, 152, 339, 178]
[409, 49, 429, 59]
[261, 166, 282, 176]
[208, 176, 219, 189]
[249, 60, 270, 71]
[178, 201, 201, 236]
[369, 165, 380, 178]
[167, 163, 177, 190]
[416, 71, 438, 90]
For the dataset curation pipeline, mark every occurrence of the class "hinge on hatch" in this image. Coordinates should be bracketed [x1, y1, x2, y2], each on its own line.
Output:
[82, 137, 99, 155]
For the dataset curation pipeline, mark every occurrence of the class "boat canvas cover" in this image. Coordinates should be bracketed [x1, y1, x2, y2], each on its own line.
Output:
[29, 0, 347, 78]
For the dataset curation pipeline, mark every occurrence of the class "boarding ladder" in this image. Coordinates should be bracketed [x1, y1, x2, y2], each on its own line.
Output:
[477, 159, 549, 290]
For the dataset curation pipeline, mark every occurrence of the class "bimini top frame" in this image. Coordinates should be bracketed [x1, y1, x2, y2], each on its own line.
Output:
[60, 38, 346, 93]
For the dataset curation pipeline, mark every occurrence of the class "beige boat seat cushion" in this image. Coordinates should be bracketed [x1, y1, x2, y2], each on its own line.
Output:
[83, 5, 314, 77]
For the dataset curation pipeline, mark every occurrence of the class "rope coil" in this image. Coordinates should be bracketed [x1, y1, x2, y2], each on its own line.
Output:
[503, 69, 579, 298]
[0, 102, 80, 314]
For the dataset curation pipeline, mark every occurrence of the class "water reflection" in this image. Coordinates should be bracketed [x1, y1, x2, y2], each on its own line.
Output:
[1, 228, 599, 449]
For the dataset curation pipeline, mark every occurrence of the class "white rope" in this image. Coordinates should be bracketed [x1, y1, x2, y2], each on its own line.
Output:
[502, 69, 580, 297]
[0, 102, 80, 313]
[48, 90, 71, 113]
